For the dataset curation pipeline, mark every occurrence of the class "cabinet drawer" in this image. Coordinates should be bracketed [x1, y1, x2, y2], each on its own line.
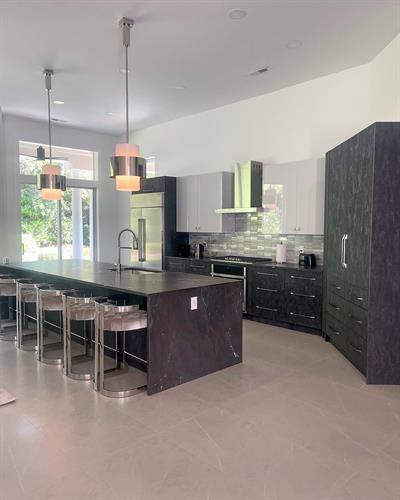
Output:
[327, 277, 345, 298]
[165, 257, 185, 272]
[286, 307, 321, 329]
[326, 314, 348, 351]
[285, 271, 322, 287]
[253, 287, 282, 310]
[251, 269, 284, 290]
[346, 284, 368, 311]
[326, 292, 347, 321]
[345, 330, 367, 375]
[185, 261, 211, 275]
[345, 302, 368, 340]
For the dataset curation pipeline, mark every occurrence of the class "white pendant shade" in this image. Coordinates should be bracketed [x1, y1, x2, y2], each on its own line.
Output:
[115, 143, 140, 157]
[115, 175, 141, 191]
[114, 143, 141, 191]
[40, 164, 64, 200]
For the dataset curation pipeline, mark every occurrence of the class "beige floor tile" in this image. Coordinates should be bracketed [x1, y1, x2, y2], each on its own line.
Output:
[2, 320, 400, 500]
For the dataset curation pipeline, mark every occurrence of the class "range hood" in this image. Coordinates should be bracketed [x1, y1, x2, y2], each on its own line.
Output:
[215, 160, 263, 214]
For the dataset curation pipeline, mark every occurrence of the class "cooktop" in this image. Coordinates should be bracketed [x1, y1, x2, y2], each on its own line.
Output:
[211, 256, 272, 265]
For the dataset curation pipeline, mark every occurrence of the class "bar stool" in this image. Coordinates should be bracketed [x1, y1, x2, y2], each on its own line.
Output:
[16, 281, 42, 351]
[63, 293, 102, 380]
[0, 276, 19, 341]
[94, 302, 147, 398]
[37, 286, 75, 365]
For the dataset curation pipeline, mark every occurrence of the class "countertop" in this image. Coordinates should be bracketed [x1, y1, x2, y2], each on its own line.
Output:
[167, 256, 323, 272]
[0, 260, 235, 297]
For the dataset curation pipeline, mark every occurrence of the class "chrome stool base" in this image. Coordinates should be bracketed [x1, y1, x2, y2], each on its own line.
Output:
[100, 386, 146, 399]
[94, 302, 148, 398]
[0, 331, 16, 341]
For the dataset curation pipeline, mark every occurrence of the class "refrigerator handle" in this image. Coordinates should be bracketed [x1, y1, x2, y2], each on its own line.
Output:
[138, 218, 146, 262]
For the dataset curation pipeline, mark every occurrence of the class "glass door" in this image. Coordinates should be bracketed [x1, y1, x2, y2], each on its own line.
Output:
[21, 186, 95, 261]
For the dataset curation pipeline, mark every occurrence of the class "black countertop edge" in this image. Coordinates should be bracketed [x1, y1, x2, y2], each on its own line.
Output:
[167, 256, 323, 272]
[0, 260, 239, 297]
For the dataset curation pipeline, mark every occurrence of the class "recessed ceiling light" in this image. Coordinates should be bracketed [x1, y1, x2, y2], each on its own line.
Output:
[228, 9, 247, 20]
[119, 68, 131, 74]
[107, 112, 114, 115]
[53, 100, 64, 105]
[173, 85, 186, 90]
[286, 40, 303, 50]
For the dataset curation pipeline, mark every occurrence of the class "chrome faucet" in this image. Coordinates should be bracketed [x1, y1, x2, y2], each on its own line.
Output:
[117, 228, 139, 273]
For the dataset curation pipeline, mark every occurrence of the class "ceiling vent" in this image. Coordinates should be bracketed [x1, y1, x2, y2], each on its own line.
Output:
[249, 66, 269, 77]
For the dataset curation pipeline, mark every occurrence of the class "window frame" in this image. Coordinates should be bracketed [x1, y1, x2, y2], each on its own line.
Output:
[18, 142, 99, 262]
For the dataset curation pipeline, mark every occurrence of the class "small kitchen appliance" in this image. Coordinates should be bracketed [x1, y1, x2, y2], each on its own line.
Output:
[298, 252, 316, 268]
[193, 243, 205, 260]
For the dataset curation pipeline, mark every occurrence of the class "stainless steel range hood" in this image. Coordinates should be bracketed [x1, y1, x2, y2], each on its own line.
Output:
[215, 160, 263, 214]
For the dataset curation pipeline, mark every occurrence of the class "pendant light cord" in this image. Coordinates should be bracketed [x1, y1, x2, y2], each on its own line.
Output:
[47, 87, 52, 165]
[125, 44, 129, 144]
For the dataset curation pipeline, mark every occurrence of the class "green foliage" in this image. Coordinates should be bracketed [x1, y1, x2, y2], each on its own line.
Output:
[20, 157, 91, 251]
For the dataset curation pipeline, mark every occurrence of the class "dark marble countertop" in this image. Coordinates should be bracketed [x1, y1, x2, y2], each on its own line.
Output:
[0, 260, 235, 297]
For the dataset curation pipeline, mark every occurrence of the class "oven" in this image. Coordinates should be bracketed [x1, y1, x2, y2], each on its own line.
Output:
[211, 262, 247, 312]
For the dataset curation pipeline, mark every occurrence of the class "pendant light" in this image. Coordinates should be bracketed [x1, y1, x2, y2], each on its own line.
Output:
[109, 17, 146, 192]
[37, 70, 66, 201]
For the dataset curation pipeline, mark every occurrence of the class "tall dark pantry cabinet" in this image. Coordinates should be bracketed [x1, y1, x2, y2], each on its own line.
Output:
[324, 122, 400, 384]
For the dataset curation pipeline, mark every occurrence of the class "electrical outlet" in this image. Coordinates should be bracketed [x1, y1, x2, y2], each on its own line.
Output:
[2, 256, 9, 264]
[299, 247, 304, 254]
[191, 296, 198, 310]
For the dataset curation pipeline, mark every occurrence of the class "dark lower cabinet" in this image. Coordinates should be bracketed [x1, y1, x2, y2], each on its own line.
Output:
[247, 266, 323, 333]
[165, 256, 211, 275]
[324, 122, 400, 384]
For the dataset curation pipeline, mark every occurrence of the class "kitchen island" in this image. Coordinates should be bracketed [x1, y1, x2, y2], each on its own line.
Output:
[1, 260, 242, 395]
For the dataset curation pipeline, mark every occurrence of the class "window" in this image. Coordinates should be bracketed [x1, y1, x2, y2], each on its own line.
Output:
[145, 156, 156, 178]
[19, 141, 97, 180]
[19, 142, 97, 262]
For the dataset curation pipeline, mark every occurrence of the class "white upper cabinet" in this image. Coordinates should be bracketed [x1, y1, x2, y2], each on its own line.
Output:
[177, 172, 234, 233]
[263, 159, 325, 235]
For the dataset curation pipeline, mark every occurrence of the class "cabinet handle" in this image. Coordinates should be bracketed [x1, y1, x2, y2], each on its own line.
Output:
[328, 325, 341, 336]
[256, 306, 278, 312]
[189, 265, 206, 270]
[257, 287, 279, 293]
[290, 275, 316, 281]
[342, 234, 348, 269]
[349, 315, 363, 325]
[257, 272, 279, 277]
[289, 312, 316, 319]
[290, 291, 316, 298]
[356, 297, 364, 302]
[329, 302, 341, 311]
[350, 343, 362, 354]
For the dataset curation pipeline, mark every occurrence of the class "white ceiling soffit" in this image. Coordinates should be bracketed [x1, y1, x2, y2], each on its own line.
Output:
[0, 0, 398, 134]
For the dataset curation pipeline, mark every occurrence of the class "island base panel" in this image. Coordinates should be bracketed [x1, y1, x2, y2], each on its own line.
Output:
[147, 281, 242, 395]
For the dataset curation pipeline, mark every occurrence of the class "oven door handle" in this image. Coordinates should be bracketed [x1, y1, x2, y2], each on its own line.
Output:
[211, 273, 245, 280]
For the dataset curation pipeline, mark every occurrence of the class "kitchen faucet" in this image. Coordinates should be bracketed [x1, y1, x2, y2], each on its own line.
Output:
[117, 228, 139, 273]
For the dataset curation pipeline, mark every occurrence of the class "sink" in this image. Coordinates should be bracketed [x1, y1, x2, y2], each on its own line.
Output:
[108, 267, 159, 274]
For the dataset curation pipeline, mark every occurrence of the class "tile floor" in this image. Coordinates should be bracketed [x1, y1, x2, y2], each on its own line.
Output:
[1, 320, 400, 500]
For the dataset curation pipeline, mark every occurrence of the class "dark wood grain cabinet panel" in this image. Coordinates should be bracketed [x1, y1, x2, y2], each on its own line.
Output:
[248, 266, 323, 332]
[324, 122, 400, 384]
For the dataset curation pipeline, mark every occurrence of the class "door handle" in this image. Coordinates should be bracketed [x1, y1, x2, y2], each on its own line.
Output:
[138, 218, 146, 262]
[343, 234, 348, 269]
[340, 234, 345, 268]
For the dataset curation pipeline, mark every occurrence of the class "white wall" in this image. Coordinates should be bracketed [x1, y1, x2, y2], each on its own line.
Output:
[370, 35, 400, 122]
[0, 114, 120, 263]
[134, 34, 400, 177]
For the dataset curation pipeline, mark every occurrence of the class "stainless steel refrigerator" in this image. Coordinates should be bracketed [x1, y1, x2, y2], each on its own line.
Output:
[130, 192, 164, 271]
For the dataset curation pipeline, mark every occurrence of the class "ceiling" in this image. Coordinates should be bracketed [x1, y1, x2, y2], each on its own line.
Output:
[0, 0, 398, 135]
